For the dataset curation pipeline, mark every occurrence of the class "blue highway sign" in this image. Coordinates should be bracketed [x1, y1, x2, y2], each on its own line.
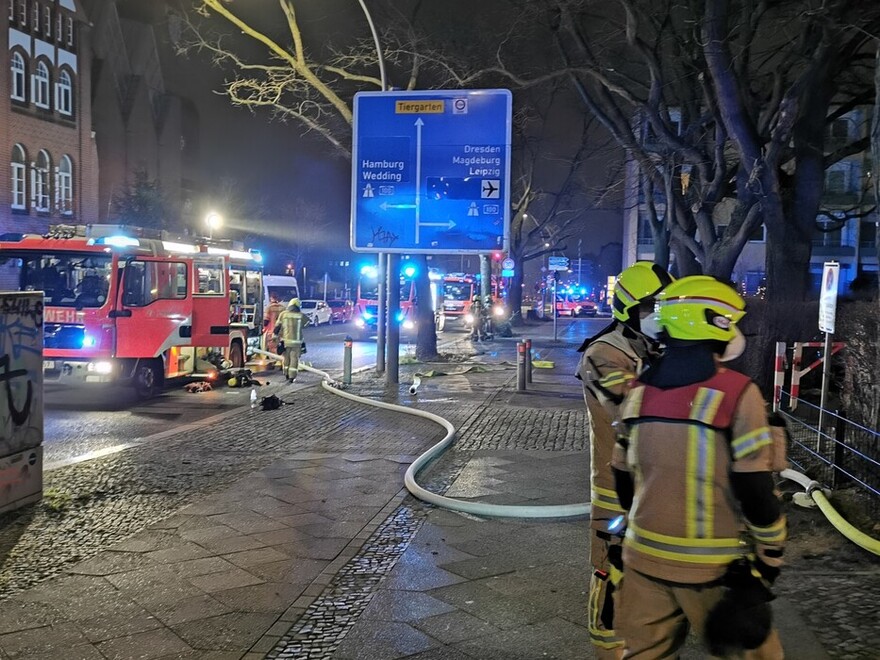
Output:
[351, 89, 512, 254]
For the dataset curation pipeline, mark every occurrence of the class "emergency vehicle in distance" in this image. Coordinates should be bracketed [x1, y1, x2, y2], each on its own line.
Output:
[0, 224, 264, 398]
[437, 273, 476, 331]
[352, 264, 416, 340]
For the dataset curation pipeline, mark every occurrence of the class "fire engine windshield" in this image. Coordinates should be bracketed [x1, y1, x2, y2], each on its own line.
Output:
[443, 283, 472, 301]
[0, 252, 112, 308]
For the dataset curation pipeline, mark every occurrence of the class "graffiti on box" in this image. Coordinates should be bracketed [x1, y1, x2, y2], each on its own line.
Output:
[0, 293, 43, 456]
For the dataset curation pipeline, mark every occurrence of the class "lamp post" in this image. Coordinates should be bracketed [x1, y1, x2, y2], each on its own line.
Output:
[205, 211, 223, 240]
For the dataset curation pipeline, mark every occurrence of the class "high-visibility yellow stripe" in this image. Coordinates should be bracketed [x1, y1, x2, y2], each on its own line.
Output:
[747, 516, 787, 543]
[701, 425, 715, 538]
[690, 387, 724, 424]
[626, 537, 743, 565]
[732, 427, 773, 459]
[685, 423, 716, 538]
[599, 370, 630, 389]
[629, 522, 743, 548]
[591, 487, 626, 513]
[686, 425, 699, 538]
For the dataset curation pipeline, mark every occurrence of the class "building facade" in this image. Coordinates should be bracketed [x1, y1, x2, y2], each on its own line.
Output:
[1, 0, 98, 235]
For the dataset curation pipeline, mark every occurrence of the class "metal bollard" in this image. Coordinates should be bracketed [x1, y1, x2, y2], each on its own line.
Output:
[343, 336, 353, 385]
[525, 338, 533, 383]
[517, 341, 527, 391]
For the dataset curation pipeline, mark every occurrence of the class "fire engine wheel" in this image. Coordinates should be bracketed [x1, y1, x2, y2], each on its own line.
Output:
[134, 360, 162, 399]
[229, 341, 245, 369]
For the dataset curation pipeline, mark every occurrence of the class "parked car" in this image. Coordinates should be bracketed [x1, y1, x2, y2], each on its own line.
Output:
[300, 299, 332, 325]
[327, 299, 354, 323]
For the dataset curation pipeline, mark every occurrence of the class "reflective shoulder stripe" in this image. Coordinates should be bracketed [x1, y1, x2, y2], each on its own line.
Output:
[591, 486, 625, 513]
[747, 516, 787, 544]
[620, 386, 645, 420]
[689, 387, 724, 425]
[731, 426, 773, 459]
[626, 523, 744, 564]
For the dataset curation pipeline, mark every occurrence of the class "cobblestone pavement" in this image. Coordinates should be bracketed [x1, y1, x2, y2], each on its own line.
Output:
[0, 323, 876, 659]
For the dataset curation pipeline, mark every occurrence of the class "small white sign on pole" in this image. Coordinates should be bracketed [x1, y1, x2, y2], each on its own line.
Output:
[818, 261, 839, 334]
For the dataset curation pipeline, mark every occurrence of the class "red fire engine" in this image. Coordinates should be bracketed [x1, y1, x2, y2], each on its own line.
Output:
[437, 273, 476, 330]
[0, 224, 264, 397]
[352, 264, 416, 340]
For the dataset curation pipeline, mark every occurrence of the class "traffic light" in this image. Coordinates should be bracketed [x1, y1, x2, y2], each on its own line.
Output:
[492, 252, 503, 261]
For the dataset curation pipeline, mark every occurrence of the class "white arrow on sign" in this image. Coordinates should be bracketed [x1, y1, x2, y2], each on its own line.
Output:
[417, 220, 456, 230]
[414, 118, 424, 244]
[380, 202, 417, 210]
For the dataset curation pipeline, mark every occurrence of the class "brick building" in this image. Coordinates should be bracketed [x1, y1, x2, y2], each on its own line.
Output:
[1, 0, 99, 235]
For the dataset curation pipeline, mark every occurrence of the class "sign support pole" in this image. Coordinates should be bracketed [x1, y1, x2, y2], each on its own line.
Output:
[376, 253, 386, 374]
[552, 275, 559, 342]
[386, 253, 400, 385]
[817, 330, 832, 452]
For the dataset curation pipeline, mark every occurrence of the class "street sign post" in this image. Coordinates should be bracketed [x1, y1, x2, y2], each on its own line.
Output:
[351, 89, 512, 254]
[817, 261, 839, 448]
[548, 256, 569, 271]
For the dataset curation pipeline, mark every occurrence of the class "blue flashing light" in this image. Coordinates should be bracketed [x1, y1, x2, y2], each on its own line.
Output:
[97, 235, 140, 248]
[251, 250, 263, 263]
[360, 265, 378, 278]
[82, 335, 97, 348]
[580, 287, 587, 294]
[395, 311, 405, 322]
[402, 265, 417, 278]
[362, 310, 373, 320]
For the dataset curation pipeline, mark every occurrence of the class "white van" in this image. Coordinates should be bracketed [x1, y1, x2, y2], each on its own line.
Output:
[263, 274, 300, 308]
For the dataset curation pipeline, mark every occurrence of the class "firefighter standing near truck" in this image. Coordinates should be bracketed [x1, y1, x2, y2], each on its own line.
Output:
[274, 298, 307, 382]
[612, 276, 787, 658]
[575, 261, 674, 658]
[263, 293, 286, 355]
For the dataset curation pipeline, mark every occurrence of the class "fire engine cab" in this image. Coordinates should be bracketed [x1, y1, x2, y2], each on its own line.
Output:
[0, 224, 264, 397]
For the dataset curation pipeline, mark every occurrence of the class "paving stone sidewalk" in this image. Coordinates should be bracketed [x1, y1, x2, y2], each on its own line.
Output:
[0, 323, 875, 658]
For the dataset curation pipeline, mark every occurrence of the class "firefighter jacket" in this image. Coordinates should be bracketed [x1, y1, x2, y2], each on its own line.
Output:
[274, 310, 305, 345]
[576, 324, 654, 530]
[263, 302, 285, 332]
[612, 367, 787, 584]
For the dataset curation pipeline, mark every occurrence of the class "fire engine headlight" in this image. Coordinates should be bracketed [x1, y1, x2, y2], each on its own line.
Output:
[88, 361, 113, 374]
[81, 335, 97, 348]
[493, 306, 505, 317]
[464, 314, 474, 323]
[355, 318, 366, 328]
[403, 320, 415, 330]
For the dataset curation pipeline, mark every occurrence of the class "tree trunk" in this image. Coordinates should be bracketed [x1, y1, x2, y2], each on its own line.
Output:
[413, 255, 438, 361]
[765, 220, 812, 302]
[508, 257, 526, 325]
[872, 44, 880, 267]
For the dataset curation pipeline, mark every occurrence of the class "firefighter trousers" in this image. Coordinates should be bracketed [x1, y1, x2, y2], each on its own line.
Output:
[282, 343, 302, 380]
[616, 568, 784, 659]
[589, 530, 625, 659]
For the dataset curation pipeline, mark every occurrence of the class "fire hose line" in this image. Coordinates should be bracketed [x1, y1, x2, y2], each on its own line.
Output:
[781, 469, 880, 556]
[298, 364, 591, 519]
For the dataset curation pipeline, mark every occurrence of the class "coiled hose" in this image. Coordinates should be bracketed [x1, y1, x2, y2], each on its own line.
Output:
[781, 469, 880, 556]
[299, 364, 591, 519]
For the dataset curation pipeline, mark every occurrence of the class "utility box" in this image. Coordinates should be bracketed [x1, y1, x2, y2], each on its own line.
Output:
[0, 292, 43, 514]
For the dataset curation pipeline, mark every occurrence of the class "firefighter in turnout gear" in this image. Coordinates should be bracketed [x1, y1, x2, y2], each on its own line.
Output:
[575, 261, 673, 658]
[612, 276, 787, 659]
[273, 298, 307, 382]
[263, 293, 286, 355]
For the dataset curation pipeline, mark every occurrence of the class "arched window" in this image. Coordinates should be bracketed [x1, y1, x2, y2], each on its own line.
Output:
[34, 60, 50, 108]
[56, 69, 72, 115]
[11, 144, 27, 210]
[33, 149, 51, 212]
[10, 52, 26, 101]
[58, 155, 73, 215]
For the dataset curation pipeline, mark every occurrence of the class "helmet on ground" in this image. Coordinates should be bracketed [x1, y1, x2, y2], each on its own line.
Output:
[288, 298, 301, 309]
[655, 276, 745, 342]
[613, 261, 674, 324]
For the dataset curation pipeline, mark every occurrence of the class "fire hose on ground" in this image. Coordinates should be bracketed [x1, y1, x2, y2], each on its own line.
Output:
[298, 362, 880, 542]
[297, 363, 591, 519]
[781, 469, 880, 556]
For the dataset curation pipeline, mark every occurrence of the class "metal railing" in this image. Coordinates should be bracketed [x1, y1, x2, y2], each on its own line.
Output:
[777, 391, 880, 517]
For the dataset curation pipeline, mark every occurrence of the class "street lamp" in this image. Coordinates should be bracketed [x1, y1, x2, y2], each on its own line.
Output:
[205, 211, 223, 239]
